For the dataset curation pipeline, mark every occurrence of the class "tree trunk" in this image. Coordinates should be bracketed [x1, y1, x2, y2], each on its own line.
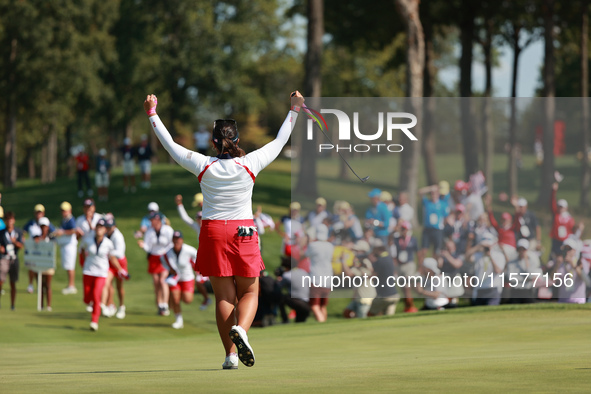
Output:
[459, 0, 478, 179]
[508, 34, 521, 197]
[421, 0, 437, 186]
[481, 19, 494, 196]
[580, 0, 590, 212]
[538, 0, 556, 206]
[3, 37, 18, 188]
[395, 0, 425, 213]
[48, 128, 58, 183]
[27, 148, 36, 179]
[295, 0, 323, 198]
[40, 125, 50, 184]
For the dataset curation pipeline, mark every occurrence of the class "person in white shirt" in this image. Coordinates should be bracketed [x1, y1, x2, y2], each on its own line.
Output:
[137, 211, 173, 316]
[144, 91, 302, 369]
[162, 231, 197, 329]
[75, 199, 101, 269]
[305, 224, 334, 323]
[397, 191, 415, 223]
[53, 201, 79, 295]
[465, 233, 506, 306]
[306, 197, 329, 230]
[100, 214, 128, 319]
[80, 218, 127, 331]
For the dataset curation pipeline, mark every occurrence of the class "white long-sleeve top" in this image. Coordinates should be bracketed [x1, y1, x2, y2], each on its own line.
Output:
[107, 227, 126, 259]
[161, 244, 197, 282]
[143, 224, 174, 256]
[80, 234, 116, 278]
[149, 111, 298, 220]
[177, 204, 201, 235]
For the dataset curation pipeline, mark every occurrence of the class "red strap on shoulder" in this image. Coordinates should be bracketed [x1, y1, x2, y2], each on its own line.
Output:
[197, 159, 219, 183]
[233, 160, 256, 183]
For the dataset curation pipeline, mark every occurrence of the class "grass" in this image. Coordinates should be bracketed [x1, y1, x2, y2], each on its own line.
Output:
[1, 154, 590, 392]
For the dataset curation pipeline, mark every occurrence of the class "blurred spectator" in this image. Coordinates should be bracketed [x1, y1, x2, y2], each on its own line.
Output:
[95, 148, 111, 202]
[485, 195, 520, 261]
[120, 137, 137, 193]
[76, 199, 101, 271]
[0, 211, 23, 310]
[75, 145, 92, 198]
[194, 126, 211, 155]
[392, 221, 419, 313]
[418, 257, 449, 310]
[35, 217, 54, 311]
[438, 238, 464, 302]
[175, 195, 202, 239]
[380, 191, 397, 233]
[341, 240, 376, 318]
[365, 189, 390, 245]
[397, 191, 415, 223]
[553, 238, 589, 304]
[276, 202, 303, 257]
[23, 204, 55, 293]
[306, 224, 334, 322]
[54, 202, 78, 295]
[306, 197, 328, 230]
[137, 134, 153, 189]
[443, 203, 474, 255]
[137, 202, 168, 238]
[367, 241, 399, 316]
[466, 233, 506, 306]
[331, 201, 363, 243]
[0, 205, 5, 231]
[253, 270, 282, 327]
[505, 238, 542, 303]
[419, 184, 450, 256]
[512, 197, 542, 253]
[473, 212, 494, 245]
[277, 256, 311, 323]
[549, 182, 577, 259]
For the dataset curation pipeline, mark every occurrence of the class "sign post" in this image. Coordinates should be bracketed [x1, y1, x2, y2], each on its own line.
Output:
[23, 240, 56, 311]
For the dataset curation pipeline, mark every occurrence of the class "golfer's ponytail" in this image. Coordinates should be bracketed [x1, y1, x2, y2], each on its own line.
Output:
[212, 119, 245, 158]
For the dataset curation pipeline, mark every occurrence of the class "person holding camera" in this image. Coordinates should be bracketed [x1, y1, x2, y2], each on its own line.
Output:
[552, 237, 589, 304]
[465, 233, 506, 306]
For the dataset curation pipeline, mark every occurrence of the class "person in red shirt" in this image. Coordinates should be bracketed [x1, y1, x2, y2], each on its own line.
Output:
[550, 182, 577, 257]
[485, 195, 520, 249]
[75, 145, 93, 198]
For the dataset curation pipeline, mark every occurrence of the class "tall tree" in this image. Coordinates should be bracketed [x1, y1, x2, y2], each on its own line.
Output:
[459, 0, 479, 179]
[395, 0, 425, 212]
[580, 0, 590, 212]
[295, 0, 323, 197]
[501, 0, 539, 197]
[538, 0, 556, 206]
[421, 0, 438, 186]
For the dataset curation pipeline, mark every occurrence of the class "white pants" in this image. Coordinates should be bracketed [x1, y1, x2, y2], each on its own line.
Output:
[122, 160, 135, 176]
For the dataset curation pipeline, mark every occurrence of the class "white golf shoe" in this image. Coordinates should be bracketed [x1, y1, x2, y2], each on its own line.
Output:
[222, 353, 239, 370]
[229, 325, 255, 367]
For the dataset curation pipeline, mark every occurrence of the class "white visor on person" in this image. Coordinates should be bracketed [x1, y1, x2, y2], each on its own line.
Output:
[518, 198, 528, 207]
[480, 232, 497, 246]
[557, 199, 568, 208]
[562, 236, 579, 252]
[99, 148, 107, 156]
[517, 238, 530, 250]
[423, 257, 440, 275]
[38, 217, 50, 227]
[148, 202, 159, 212]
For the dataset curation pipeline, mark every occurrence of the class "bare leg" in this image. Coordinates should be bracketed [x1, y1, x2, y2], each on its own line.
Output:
[10, 280, 16, 308]
[210, 276, 238, 356]
[170, 288, 181, 314]
[67, 270, 75, 288]
[158, 271, 169, 305]
[196, 282, 209, 304]
[116, 277, 125, 307]
[234, 276, 259, 331]
[152, 273, 160, 308]
[181, 291, 194, 305]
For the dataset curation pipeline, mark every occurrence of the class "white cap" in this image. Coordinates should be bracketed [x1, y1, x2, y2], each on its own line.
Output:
[562, 237, 579, 252]
[124, 137, 131, 145]
[517, 198, 528, 207]
[423, 257, 440, 275]
[38, 217, 50, 227]
[516, 238, 530, 250]
[557, 199, 568, 208]
[316, 224, 329, 242]
[352, 240, 370, 253]
[147, 202, 159, 212]
[99, 148, 107, 156]
[78, 144, 85, 152]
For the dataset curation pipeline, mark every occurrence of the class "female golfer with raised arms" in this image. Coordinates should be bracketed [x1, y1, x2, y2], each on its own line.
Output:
[143, 91, 304, 369]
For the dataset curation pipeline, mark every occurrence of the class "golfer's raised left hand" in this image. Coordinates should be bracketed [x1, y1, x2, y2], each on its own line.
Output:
[144, 94, 158, 115]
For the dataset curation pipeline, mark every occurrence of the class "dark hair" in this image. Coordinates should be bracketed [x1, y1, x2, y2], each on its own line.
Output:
[4, 211, 15, 220]
[212, 119, 245, 158]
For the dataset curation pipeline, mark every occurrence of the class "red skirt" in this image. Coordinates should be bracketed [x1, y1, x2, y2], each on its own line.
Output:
[196, 219, 264, 278]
